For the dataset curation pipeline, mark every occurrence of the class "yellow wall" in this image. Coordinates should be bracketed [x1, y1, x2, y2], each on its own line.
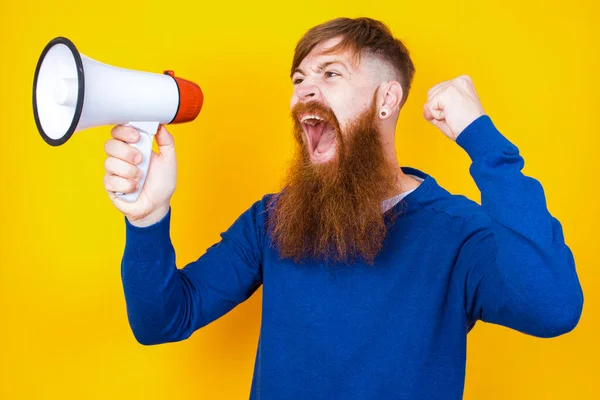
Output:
[1, 0, 598, 398]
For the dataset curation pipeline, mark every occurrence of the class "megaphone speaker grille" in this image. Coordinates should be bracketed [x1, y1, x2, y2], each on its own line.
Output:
[33, 37, 85, 146]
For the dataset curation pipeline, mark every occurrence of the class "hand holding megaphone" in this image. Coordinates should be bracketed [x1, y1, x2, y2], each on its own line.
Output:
[33, 37, 203, 210]
[104, 124, 177, 226]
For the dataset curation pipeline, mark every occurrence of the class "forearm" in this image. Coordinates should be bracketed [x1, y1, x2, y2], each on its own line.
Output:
[458, 116, 560, 246]
[121, 207, 195, 345]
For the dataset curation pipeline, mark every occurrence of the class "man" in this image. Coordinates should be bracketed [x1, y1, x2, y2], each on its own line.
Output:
[103, 17, 583, 399]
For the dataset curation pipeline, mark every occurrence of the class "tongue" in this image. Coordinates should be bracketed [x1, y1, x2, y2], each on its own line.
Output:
[316, 129, 335, 153]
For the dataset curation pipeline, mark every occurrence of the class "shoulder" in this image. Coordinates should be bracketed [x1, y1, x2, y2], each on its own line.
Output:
[218, 193, 281, 253]
[240, 192, 280, 232]
[420, 191, 499, 279]
[418, 184, 491, 226]
[411, 184, 496, 249]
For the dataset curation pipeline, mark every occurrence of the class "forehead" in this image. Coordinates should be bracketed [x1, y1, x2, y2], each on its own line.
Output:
[297, 37, 359, 70]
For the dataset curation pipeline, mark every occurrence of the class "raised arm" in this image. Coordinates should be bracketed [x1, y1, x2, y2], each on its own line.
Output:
[455, 116, 583, 337]
[423, 75, 583, 337]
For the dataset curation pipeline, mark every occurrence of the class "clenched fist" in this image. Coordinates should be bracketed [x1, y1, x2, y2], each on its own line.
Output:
[103, 125, 177, 227]
[423, 75, 486, 141]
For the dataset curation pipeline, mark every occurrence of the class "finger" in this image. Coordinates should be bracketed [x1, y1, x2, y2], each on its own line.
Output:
[111, 125, 140, 143]
[427, 81, 450, 102]
[423, 104, 433, 121]
[155, 125, 176, 159]
[155, 125, 174, 147]
[423, 101, 444, 121]
[104, 157, 142, 181]
[104, 174, 139, 194]
[104, 139, 142, 165]
[427, 81, 445, 99]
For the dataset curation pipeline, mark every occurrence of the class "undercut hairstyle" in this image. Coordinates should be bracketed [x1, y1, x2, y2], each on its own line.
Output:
[291, 17, 416, 108]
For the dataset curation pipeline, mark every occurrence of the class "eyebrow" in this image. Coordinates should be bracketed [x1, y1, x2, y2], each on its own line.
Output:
[292, 60, 350, 77]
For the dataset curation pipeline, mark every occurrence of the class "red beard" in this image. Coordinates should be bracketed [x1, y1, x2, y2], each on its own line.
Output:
[267, 96, 402, 266]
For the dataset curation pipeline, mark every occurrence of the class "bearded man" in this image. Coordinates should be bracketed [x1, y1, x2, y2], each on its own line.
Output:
[104, 17, 584, 399]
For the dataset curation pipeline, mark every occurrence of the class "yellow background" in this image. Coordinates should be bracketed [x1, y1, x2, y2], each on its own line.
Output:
[1, 0, 598, 398]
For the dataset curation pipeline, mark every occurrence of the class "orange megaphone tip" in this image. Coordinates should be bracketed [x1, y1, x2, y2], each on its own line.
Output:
[164, 70, 203, 124]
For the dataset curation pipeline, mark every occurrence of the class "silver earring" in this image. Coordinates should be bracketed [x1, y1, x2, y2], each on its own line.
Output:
[380, 109, 388, 117]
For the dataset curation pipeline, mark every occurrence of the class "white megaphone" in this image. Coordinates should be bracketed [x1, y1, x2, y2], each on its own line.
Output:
[33, 37, 203, 202]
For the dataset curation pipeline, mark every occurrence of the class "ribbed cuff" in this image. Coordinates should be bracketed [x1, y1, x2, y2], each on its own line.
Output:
[456, 115, 518, 161]
[124, 207, 173, 262]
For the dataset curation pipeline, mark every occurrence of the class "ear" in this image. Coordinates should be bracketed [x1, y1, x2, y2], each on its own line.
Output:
[376, 81, 403, 120]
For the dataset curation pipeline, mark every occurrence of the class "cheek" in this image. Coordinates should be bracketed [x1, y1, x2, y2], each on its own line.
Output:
[338, 90, 374, 130]
[335, 101, 364, 132]
[325, 94, 353, 127]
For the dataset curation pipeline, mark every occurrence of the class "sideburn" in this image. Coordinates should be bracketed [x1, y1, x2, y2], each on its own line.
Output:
[267, 99, 401, 266]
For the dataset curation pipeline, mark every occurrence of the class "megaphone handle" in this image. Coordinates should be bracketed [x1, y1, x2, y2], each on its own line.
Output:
[116, 121, 160, 203]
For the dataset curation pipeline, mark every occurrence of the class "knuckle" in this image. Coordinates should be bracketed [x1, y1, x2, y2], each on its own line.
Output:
[106, 140, 122, 157]
[112, 125, 128, 138]
[114, 142, 128, 160]
[109, 176, 119, 190]
[118, 127, 136, 143]
[458, 75, 471, 86]
[103, 174, 112, 190]
[113, 126, 126, 140]
[104, 157, 113, 171]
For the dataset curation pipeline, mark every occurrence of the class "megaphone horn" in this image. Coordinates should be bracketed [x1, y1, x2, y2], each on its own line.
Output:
[33, 37, 203, 203]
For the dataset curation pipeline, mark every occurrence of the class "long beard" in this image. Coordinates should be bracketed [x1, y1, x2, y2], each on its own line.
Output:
[267, 98, 401, 266]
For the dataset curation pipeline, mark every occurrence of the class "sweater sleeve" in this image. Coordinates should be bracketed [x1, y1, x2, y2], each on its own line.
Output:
[120, 197, 267, 345]
[455, 115, 583, 338]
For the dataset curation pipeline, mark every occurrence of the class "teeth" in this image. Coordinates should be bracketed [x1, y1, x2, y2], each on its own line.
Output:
[301, 115, 324, 125]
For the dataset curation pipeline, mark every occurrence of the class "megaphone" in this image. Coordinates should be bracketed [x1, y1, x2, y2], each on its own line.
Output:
[32, 37, 203, 203]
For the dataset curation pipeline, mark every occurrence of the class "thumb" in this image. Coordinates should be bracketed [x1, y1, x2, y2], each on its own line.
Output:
[155, 125, 175, 155]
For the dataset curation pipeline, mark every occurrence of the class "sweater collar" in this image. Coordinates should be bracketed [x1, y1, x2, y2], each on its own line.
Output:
[383, 166, 436, 215]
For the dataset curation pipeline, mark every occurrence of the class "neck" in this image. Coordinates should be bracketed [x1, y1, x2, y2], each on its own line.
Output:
[380, 126, 421, 199]
[383, 156, 421, 200]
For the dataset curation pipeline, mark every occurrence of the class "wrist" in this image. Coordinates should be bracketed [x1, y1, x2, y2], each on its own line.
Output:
[127, 204, 170, 228]
[455, 115, 518, 161]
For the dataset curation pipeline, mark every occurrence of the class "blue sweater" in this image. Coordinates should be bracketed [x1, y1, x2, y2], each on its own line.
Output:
[121, 116, 583, 399]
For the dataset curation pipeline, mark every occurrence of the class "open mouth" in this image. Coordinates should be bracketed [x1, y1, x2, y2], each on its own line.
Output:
[299, 114, 336, 162]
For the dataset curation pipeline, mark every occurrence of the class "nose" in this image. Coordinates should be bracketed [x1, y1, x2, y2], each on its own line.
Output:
[296, 81, 321, 102]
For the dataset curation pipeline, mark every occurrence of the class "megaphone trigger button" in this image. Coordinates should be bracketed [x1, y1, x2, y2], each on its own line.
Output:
[163, 70, 175, 77]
